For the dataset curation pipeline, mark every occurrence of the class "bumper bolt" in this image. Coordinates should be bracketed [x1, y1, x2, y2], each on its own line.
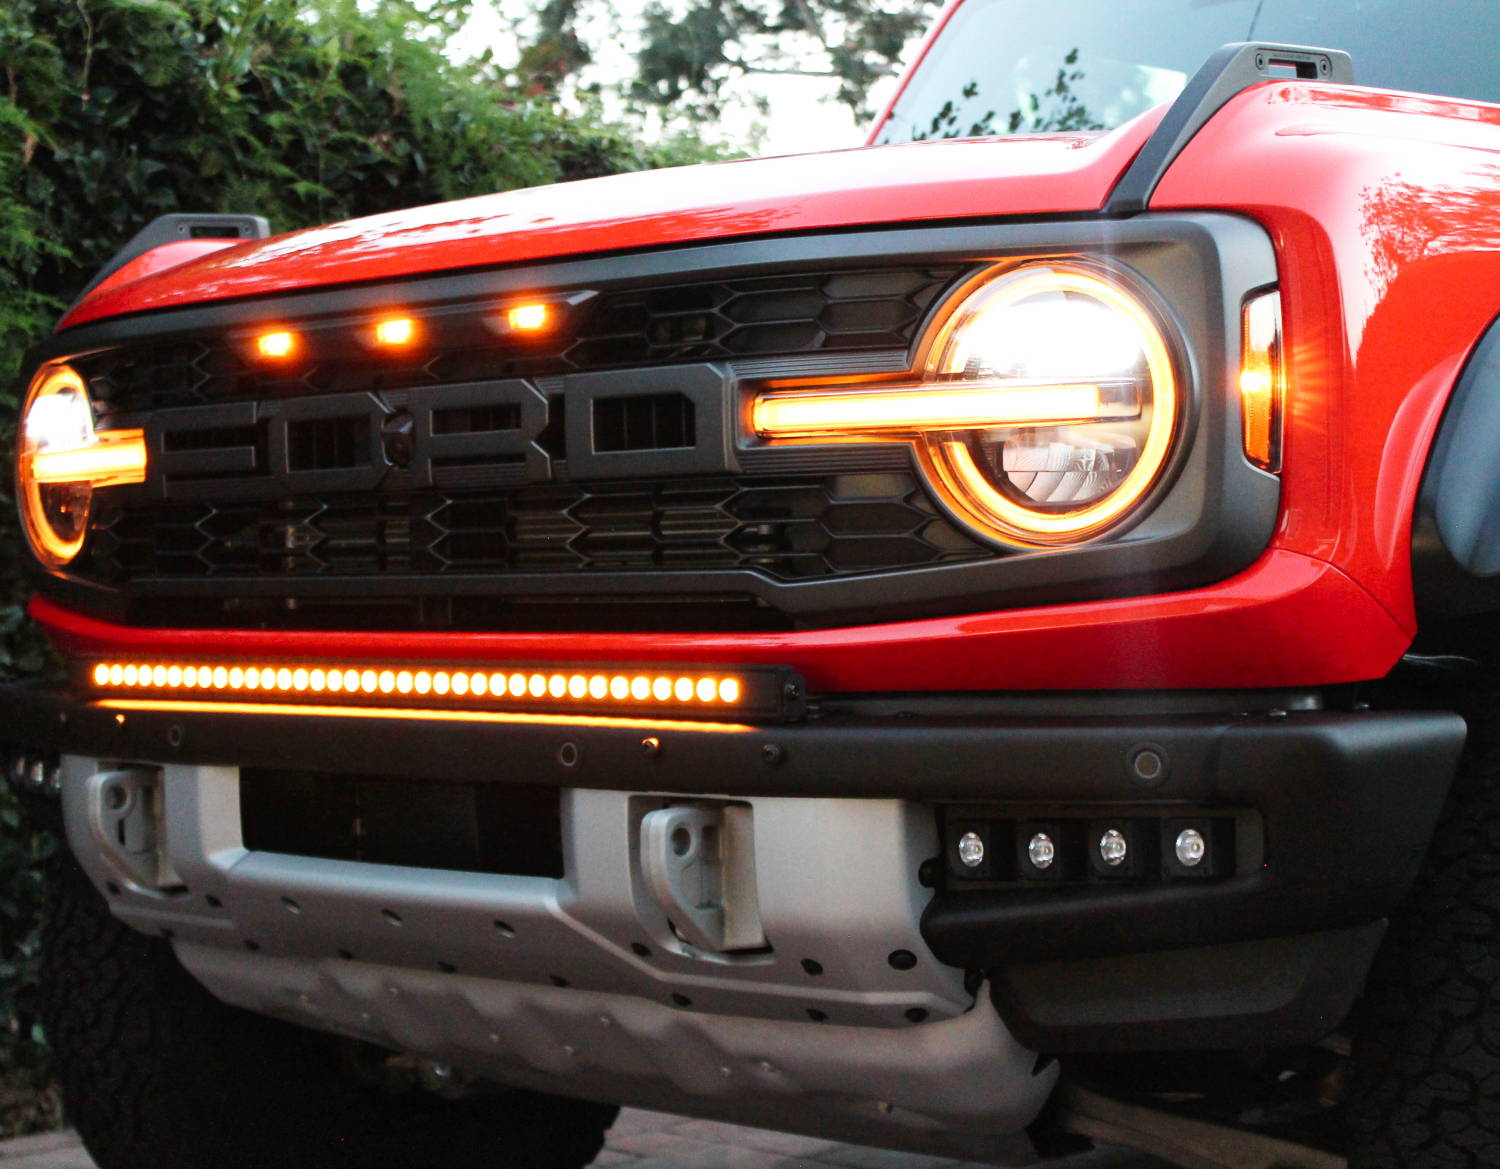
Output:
[761, 743, 784, 766]
[640, 736, 661, 758]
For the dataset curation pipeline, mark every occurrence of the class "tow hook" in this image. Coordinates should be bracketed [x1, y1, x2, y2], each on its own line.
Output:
[639, 802, 767, 953]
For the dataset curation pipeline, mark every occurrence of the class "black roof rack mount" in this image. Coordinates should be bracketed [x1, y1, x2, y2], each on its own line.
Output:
[70, 212, 271, 311]
[1106, 42, 1355, 217]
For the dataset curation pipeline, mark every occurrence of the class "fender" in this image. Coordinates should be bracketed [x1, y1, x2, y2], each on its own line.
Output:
[1149, 81, 1500, 632]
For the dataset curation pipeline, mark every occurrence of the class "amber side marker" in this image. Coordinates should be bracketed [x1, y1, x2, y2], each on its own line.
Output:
[84, 660, 803, 723]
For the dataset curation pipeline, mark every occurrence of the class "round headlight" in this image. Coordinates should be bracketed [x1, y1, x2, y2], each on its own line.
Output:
[17, 365, 96, 567]
[915, 262, 1179, 546]
[15, 364, 147, 568]
[751, 260, 1182, 548]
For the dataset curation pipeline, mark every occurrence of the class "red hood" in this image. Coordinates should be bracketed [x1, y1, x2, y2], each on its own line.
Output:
[61, 118, 1160, 330]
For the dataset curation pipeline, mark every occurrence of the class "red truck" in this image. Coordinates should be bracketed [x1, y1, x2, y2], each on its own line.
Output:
[8, 2, 1500, 1167]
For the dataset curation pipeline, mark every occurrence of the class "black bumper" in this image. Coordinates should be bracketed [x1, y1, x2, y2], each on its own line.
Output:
[3, 681, 1465, 1051]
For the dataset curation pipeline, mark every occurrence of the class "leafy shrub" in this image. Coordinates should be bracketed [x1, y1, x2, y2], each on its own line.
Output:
[0, 0, 723, 1137]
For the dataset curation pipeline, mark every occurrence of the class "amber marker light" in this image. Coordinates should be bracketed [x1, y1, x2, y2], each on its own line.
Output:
[374, 316, 418, 348]
[1240, 289, 1285, 472]
[254, 330, 298, 360]
[506, 303, 551, 332]
[83, 660, 804, 722]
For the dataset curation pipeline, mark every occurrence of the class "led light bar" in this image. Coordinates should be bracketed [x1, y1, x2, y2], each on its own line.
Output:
[29, 429, 147, 487]
[83, 660, 804, 723]
[753, 378, 1140, 438]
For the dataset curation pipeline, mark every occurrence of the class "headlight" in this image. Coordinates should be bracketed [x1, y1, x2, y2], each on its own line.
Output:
[752, 261, 1181, 547]
[17, 364, 147, 567]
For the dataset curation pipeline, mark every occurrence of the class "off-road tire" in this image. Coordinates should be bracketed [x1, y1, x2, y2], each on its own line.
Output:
[40, 851, 618, 1169]
[1345, 715, 1500, 1168]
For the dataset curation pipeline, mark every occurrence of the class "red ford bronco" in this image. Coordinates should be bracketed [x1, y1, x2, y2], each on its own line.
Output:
[8, 2, 1500, 1166]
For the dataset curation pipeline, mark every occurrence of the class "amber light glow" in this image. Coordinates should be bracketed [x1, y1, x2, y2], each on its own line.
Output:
[254, 330, 298, 359]
[751, 262, 1180, 548]
[374, 317, 417, 347]
[506, 303, 551, 331]
[88, 660, 747, 709]
[29, 430, 147, 486]
[98, 699, 754, 734]
[753, 379, 1134, 438]
[1240, 290, 1285, 472]
[18, 365, 150, 567]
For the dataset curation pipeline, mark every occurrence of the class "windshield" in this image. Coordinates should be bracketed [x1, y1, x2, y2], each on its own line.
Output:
[876, 0, 1500, 143]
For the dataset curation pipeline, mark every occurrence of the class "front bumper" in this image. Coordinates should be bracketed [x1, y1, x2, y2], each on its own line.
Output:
[3, 680, 1464, 1128]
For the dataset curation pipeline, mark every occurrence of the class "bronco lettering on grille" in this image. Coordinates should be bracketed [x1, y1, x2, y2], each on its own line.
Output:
[140, 367, 734, 502]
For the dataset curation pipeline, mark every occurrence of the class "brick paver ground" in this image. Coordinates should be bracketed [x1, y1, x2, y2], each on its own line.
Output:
[0, 1109, 1162, 1169]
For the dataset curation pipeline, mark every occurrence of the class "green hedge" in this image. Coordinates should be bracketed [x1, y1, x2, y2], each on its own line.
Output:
[0, 0, 722, 1136]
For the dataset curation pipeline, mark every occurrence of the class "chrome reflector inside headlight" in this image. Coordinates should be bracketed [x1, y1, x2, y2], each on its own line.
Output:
[754, 261, 1181, 547]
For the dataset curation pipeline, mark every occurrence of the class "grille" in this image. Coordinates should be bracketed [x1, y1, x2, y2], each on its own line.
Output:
[84, 472, 985, 584]
[80, 266, 962, 415]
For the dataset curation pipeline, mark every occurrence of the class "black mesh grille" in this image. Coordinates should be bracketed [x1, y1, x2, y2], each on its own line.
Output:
[84, 472, 985, 584]
[80, 266, 961, 414]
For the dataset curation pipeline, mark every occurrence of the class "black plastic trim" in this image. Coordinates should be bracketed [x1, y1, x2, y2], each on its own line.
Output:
[991, 922, 1386, 1052]
[921, 709, 1460, 966]
[69, 213, 270, 311]
[1, 682, 1461, 961]
[30, 214, 1283, 629]
[1106, 42, 1355, 217]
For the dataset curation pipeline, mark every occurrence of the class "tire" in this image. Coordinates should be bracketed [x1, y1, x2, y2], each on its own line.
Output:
[1345, 710, 1500, 1168]
[40, 852, 618, 1169]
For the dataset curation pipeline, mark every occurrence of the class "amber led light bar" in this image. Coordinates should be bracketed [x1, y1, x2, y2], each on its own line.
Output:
[753, 378, 1139, 438]
[83, 660, 804, 722]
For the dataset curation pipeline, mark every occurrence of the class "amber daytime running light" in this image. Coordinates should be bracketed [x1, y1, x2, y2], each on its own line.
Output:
[84, 660, 804, 722]
[1239, 289, 1286, 472]
[752, 261, 1181, 548]
[17, 365, 147, 567]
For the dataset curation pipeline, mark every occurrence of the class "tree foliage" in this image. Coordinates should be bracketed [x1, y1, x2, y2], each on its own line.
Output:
[513, 0, 942, 123]
[0, 0, 724, 1136]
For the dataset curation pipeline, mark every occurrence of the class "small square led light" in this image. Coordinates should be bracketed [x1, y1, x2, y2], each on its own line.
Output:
[1016, 819, 1081, 882]
[374, 317, 417, 347]
[1161, 817, 1234, 880]
[507, 303, 550, 332]
[255, 330, 298, 359]
[947, 819, 1006, 881]
[1088, 819, 1156, 880]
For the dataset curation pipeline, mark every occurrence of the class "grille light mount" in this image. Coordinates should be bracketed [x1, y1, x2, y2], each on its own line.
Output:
[83, 659, 805, 723]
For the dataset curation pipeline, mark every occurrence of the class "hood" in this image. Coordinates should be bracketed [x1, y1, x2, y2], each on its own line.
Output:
[61, 116, 1161, 330]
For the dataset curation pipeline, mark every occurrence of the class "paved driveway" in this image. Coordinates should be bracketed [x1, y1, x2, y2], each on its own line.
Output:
[0, 1109, 1164, 1169]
